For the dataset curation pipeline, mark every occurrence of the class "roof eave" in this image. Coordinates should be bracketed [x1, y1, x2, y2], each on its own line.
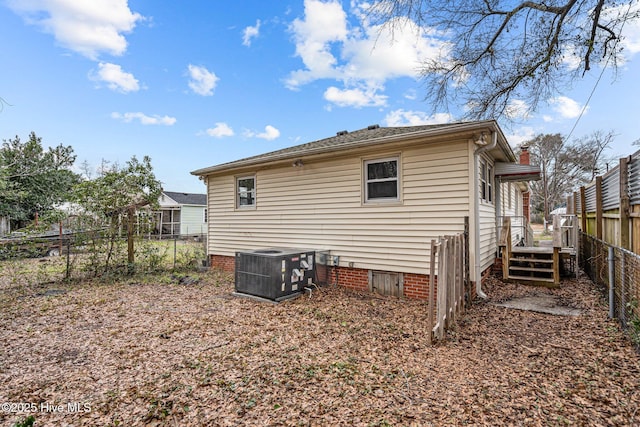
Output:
[191, 120, 504, 177]
[497, 172, 542, 182]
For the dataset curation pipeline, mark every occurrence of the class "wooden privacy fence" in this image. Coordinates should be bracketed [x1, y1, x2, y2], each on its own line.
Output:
[568, 148, 640, 348]
[567, 149, 640, 254]
[428, 233, 468, 343]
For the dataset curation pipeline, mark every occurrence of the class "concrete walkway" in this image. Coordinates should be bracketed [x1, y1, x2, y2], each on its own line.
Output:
[494, 294, 582, 316]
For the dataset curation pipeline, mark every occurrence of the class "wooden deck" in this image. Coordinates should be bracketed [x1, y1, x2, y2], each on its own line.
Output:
[511, 246, 553, 254]
[499, 215, 578, 286]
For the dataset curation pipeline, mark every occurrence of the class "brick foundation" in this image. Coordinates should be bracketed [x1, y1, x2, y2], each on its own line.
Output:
[213, 253, 435, 300]
[330, 266, 369, 292]
[404, 272, 432, 300]
[331, 267, 434, 300]
[211, 254, 235, 273]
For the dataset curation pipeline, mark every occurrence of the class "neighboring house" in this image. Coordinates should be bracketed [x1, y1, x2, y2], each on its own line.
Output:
[156, 191, 207, 237]
[191, 120, 540, 299]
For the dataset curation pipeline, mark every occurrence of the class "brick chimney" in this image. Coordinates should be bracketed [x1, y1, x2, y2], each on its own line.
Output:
[519, 144, 530, 165]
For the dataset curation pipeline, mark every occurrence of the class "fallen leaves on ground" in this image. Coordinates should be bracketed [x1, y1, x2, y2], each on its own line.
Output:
[0, 268, 638, 426]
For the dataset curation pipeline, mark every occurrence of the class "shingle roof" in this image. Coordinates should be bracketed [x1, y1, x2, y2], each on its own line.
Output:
[163, 191, 206, 206]
[192, 120, 502, 176]
[494, 162, 541, 182]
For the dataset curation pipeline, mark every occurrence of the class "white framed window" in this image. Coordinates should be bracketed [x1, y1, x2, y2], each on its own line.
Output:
[480, 160, 493, 203]
[236, 176, 256, 208]
[364, 157, 399, 202]
[487, 165, 493, 203]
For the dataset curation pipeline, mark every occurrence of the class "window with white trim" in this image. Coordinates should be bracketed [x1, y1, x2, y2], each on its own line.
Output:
[236, 176, 256, 208]
[364, 157, 399, 202]
[487, 165, 493, 203]
[480, 160, 493, 203]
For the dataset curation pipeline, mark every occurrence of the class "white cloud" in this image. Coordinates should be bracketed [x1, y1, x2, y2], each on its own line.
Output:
[404, 89, 417, 100]
[244, 125, 281, 140]
[187, 64, 219, 96]
[560, 3, 640, 70]
[549, 96, 587, 119]
[206, 122, 234, 138]
[383, 109, 453, 126]
[506, 126, 537, 147]
[286, 0, 348, 88]
[111, 112, 176, 126]
[604, 3, 640, 58]
[90, 62, 140, 93]
[285, 0, 448, 108]
[243, 20, 261, 47]
[504, 99, 531, 120]
[340, 19, 445, 83]
[6, 0, 143, 59]
[560, 45, 582, 71]
[324, 86, 387, 108]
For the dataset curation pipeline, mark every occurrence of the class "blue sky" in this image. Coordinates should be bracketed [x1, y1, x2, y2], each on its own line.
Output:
[1, 0, 639, 194]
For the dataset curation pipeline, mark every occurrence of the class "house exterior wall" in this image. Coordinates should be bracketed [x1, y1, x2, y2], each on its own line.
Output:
[179, 205, 207, 236]
[206, 139, 471, 278]
[499, 182, 526, 246]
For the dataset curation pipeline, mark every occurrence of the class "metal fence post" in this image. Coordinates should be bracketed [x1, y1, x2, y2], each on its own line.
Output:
[173, 237, 177, 270]
[608, 246, 615, 319]
[621, 254, 626, 327]
[65, 237, 71, 280]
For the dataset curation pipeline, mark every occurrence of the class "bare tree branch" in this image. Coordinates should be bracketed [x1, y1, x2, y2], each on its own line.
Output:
[367, 0, 638, 120]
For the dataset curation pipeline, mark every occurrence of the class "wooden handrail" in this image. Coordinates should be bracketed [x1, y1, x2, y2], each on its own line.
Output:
[498, 217, 511, 280]
[552, 215, 562, 248]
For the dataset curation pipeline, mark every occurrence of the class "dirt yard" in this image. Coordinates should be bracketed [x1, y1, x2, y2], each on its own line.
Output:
[1, 266, 639, 426]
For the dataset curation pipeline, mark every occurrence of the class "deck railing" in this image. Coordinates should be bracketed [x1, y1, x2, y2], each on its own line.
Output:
[497, 215, 531, 247]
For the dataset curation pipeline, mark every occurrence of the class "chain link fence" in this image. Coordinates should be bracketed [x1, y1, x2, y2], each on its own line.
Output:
[580, 232, 640, 348]
[0, 230, 208, 288]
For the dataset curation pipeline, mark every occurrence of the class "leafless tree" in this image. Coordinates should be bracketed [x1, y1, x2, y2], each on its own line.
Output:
[525, 130, 615, 223]
[367, 0, 639, 120]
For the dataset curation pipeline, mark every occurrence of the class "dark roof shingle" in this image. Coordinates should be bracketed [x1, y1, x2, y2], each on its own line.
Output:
[163, 191, 206, 206]
[191, 120, 500, 176]
[191, 120, 510, 176]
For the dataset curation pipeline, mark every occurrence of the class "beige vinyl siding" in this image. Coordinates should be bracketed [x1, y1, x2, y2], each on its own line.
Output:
[478, 154, 497, 271]
[500, 181, 522, 246]
[179, 205, 207, 236]
[511, 186, 526, 245]
[206, 140, 471, 275]
[498, 182, 528, 246]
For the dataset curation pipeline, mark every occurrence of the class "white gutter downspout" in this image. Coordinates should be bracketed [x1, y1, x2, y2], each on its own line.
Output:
[473, 131, 497, 299]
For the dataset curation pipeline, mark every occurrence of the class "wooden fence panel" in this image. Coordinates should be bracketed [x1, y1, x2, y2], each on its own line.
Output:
[573, 149, 640, 255]
[429, 234, 467, 343]
[634, 205, 640, 255]
[602, 209, 621, 247]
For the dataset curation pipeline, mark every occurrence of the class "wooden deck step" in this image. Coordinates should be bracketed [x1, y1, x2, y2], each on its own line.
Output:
[504, 244, 560, 286]
[509, 266, 554, 273]
[509, 257, 554, 264]
[511, 247, 554, 254]
[508, 275, 555, 283]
